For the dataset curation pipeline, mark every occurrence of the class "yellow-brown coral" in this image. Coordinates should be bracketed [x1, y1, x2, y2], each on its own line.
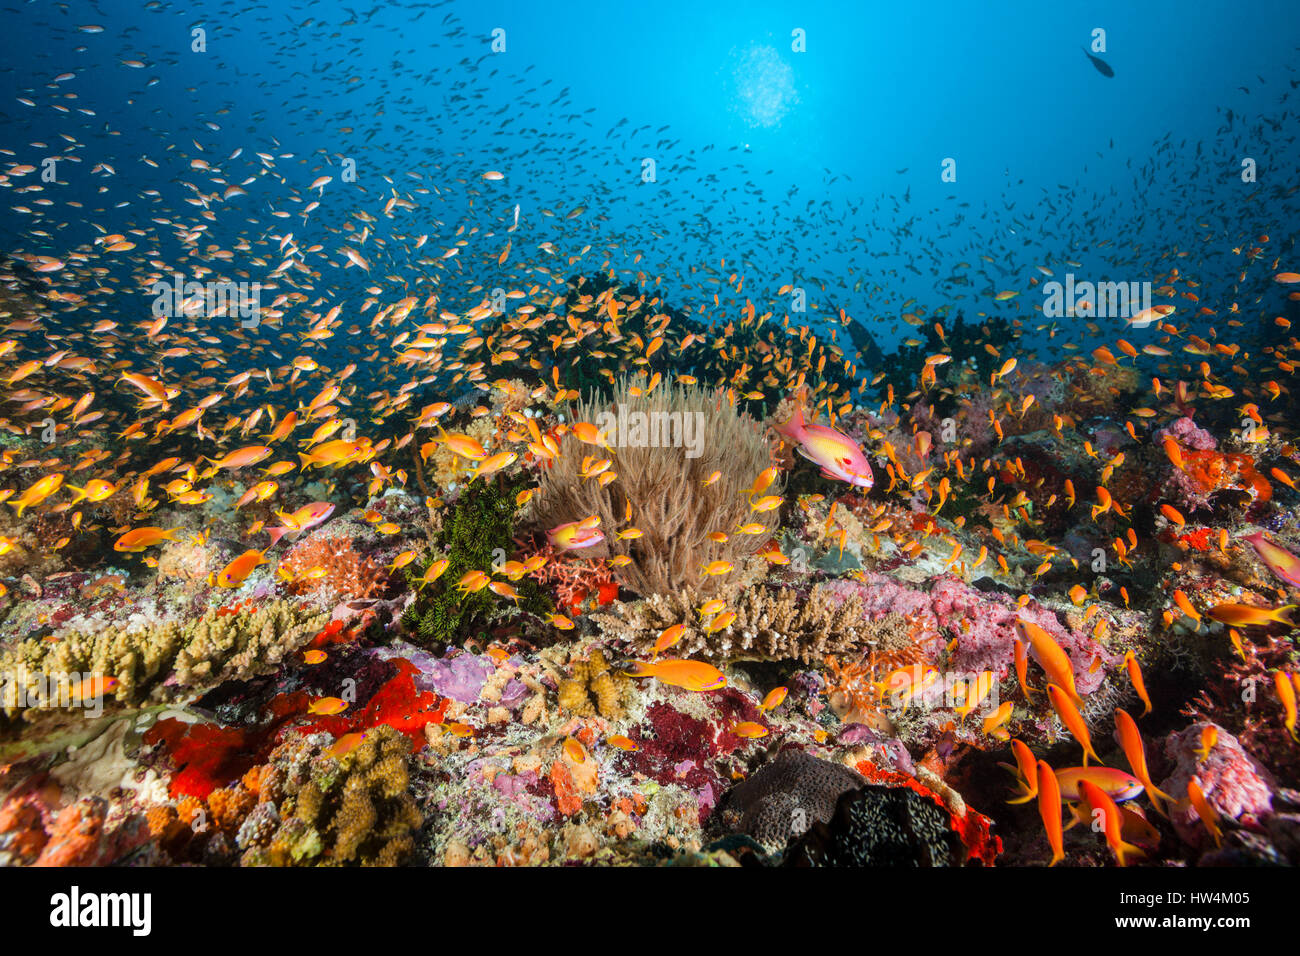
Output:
[592, 582, 882, 663]
[556, 648, 629, 719]
[533, 377, 781, 599]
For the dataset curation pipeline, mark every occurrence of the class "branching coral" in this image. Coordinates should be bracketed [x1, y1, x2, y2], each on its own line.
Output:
[532, 377, 781, 599]
[279, 534, 389, 600]
[591, 582, 879, 663]
[172, 600, 332, 686]
[0, 600, 328, 716]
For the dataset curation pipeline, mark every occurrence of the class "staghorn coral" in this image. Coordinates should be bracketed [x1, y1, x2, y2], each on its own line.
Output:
[591, 582, 880, 663]
[0, 600, 328, 716]
[556, 647, 631, 719]
[278, 534, 389, 600]
[532, 376, 781, 599]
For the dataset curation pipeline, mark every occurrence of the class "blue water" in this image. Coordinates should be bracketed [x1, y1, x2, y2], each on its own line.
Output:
[3, 0, 1299, 355]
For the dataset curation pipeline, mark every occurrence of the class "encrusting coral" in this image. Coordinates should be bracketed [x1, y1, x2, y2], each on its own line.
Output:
[591, 582, 880, 663]
[532, 376, 781, 598]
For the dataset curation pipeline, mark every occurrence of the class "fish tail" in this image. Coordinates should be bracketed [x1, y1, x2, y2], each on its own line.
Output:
[297, 452, 316, 471]
[267, 526, 288, 548]
[774, 401, 806, 444]
[622, 660, 656, 677]
[1116, 840, 1144, 867]
[1274, 604, 1299, 626]
[66, 485, 87, 505]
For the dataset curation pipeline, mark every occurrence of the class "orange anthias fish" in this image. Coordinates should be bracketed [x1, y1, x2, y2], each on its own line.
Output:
[113, 526, 181, 552]
[624, 658, 726, 692]
[1113, 708, 1172, 815]
[652, 624, 684, 658]
[1194, 724, 1218, 761]
[308, 696, 349, 716]
[1047, 683, 1101, 765]
[1186, 779, 1222, 846]
[212, 548, 267, 588]
[759, 686, 788, 713]
[1206, 602, 1297, 628]
[1079, 780, 1143, 867]
[325, 732, 367, 759]
[1003, 738, 1039, 804]
[1017, 620, 1083, 707]
[1277, 671, 1299, 742]
[1122, 651, 1152, 716]
[10, 473, 64, 516]
[1037, 758, 1065, 866]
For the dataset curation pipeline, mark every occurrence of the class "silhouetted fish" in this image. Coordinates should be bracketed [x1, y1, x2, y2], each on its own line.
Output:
[1082, 47, 1115, 77]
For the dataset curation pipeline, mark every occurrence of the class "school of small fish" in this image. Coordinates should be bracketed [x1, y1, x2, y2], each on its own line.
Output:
[0, 2, 1297, 871]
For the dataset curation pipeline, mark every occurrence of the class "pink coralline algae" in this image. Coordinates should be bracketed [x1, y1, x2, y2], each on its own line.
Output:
[1155, 416, 1217, 451]
[821, 573, 1113, 695]
[1159, 722, 1276, 848]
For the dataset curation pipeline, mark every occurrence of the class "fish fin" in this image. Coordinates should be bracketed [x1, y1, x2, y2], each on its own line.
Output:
[1116, 841, 1144, 867]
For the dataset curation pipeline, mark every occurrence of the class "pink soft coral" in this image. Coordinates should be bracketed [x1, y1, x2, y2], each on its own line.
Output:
[822, 573, 1113, 695]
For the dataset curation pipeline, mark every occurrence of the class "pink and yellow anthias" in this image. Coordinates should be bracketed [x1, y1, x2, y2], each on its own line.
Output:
[267, 501, 336, 546]
[775, 402, 874, 489]
[547, 514, 605, 551]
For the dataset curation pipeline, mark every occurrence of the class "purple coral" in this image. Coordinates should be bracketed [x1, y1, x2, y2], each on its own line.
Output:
[1155, 416, 1216, 451]
[821, 573, 1113, 695]
[1158, 722, 1276, 848]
